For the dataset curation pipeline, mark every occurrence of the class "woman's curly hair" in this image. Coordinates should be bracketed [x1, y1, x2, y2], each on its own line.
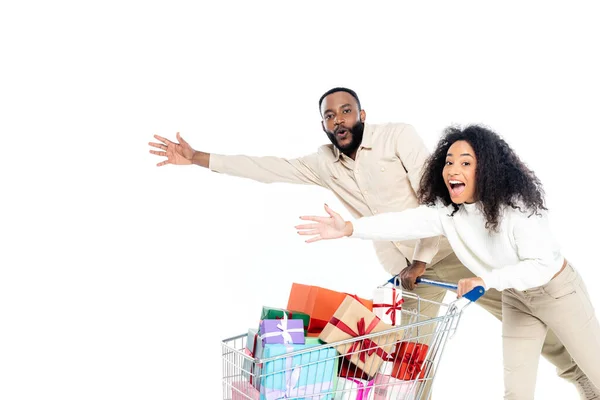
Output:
[418, 124, 547, 231]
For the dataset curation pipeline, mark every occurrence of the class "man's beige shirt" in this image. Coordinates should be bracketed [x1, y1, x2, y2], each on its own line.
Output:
[209, 122, 453, 274]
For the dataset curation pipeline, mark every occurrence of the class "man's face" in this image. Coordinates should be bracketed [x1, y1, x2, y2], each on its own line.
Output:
[321, 91, 365, 156]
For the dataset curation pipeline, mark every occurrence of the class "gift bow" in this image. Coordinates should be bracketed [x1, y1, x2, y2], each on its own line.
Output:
[344, 377, 374, 400]
[261, 313, 304, 344]
[280, 365, 301, 399]
[275, 312, 309, 332]
[402, 345, 425, 378]
[373, 287, 404, 326]
[330, 316, 390, 363]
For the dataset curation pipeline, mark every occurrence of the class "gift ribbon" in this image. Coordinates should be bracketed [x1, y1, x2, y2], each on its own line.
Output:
[343, 293, 370, 308]
[373, 287, 404, 326]
[274, 311, 293, 319]
[401, 345, 425, 378]
[263, 346, 333, 400]
[260, 313, 304, 344]
[282, 365, 301, 399]
[343, 377, 374, 400]
[275, 311, 309, 331]
[330, 316, 390, 363]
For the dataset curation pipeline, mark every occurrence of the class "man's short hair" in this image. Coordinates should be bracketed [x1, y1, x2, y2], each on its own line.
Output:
[318, 87, 361, 114]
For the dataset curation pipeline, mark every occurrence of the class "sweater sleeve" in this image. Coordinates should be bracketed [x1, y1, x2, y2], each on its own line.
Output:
[350, 205, 445, 242]
[479, 211, 563, 291]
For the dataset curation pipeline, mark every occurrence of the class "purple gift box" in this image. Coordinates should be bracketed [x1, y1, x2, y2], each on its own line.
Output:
[259, 316, 305, 345]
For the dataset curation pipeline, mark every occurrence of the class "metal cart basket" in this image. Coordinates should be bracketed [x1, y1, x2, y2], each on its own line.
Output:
[221, 278, 484, 399]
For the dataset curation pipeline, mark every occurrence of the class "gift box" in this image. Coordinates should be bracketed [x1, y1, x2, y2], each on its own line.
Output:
[260, 306, 310, 334]
[387, 342, 428, 380]
[246, 328, 264, 358]
[333, 377, 373, 400]
[338, 357, 372, 381]
[243, 328, 264, 388]
[287, 283, 373, 334]
[373, 286, 404, 327]
[259, 315, 305, 345]
[370, 371, 417, 400]
[319, 296, 398, 376]
[232, 380, 260, 400]
[259, 337, 338, 400]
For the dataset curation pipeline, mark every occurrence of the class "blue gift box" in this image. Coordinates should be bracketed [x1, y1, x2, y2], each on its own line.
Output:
[259, 338, 338, 400]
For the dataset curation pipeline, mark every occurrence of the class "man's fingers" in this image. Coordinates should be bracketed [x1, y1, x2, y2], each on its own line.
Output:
[149, 142, 167, 150]
[149, 150, 167, 157]
[305, 236, 322, 243]
[156, 160, 170, 167]
[154, 134, 173, 145]
[176, 132, 188, 145]
[401, 278, 415, 291]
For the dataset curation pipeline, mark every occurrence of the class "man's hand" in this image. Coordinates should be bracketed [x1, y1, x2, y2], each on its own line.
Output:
[457, 277, 486, 298]
[400, 260, 427, 290]
[149, 132, 195, 166]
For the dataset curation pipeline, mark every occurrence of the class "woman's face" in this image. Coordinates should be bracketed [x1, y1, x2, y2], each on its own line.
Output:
[443, 140, 477, 204]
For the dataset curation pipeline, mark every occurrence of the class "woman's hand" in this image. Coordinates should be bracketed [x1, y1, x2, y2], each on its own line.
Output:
[457, 277, 486, 298]
[295, 204, 353, 243]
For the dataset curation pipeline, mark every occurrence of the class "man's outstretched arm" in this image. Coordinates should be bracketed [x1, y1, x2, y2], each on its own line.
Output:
[149, 132, 325, 186]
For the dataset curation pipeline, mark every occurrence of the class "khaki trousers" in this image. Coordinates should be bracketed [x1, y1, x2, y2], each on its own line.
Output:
[402, 253, 586, 398]
[502, 263, 600, 399]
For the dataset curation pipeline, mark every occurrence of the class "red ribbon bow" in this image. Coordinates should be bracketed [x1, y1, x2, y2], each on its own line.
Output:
[401, 345, 425, 378]
[330, 316, 390, 363]
[373, 288, 404, 325]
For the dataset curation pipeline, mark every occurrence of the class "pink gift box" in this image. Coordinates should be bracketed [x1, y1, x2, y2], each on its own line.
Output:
[231, 380, 260, 400]
[335, 377, 374, 400]
[370, 370, 417, 400]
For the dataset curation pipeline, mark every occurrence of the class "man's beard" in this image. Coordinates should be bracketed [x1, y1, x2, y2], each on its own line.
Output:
[325, 120, 365, 157]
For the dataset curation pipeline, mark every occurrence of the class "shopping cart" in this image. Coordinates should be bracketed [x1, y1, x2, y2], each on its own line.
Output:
[221, 278, 485, 399]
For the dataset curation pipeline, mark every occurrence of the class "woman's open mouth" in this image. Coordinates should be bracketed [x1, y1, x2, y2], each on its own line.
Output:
[449, 179, 466, 196]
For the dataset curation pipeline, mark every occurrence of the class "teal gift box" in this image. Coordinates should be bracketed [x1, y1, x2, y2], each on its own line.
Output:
[259, 337, 338, 400]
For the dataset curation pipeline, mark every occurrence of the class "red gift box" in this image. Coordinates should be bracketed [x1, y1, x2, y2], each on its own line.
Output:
[338, 357, 372, 381]
[389, 342, 428, 380]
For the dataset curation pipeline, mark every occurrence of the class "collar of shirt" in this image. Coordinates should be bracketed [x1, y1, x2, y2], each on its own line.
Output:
[332, 122, 374, 163]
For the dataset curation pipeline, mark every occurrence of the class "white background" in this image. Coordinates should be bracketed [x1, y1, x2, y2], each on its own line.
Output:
[1, 1, 599, 399]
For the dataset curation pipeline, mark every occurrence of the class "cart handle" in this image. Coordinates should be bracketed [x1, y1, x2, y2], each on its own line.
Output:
[387, 276, 485, 302]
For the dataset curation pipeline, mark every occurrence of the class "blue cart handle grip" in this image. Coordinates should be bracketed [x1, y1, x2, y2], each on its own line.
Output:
[387, 276, 485, 302]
